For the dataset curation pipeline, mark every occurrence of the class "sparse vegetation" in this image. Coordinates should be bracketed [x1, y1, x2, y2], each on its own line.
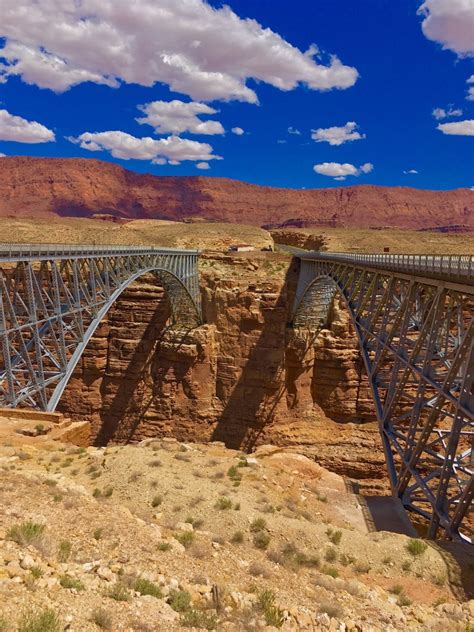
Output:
[253, 531, 271, 550]
[7, 521, 45, 546]
[151, 494, 163, 507]
[181, 609, 217, 630]
[250, 517, 267, 532]
[91, 609, 112, 630]
[321, 565, 339, 578]
[326, 528, 342, 545]
[57, 540, 72, 562]
[59, 575, 85, 591]
[18, 609, 61, 632]
[169, 589, 192, 613]
[231, 530, 244, 543]
[93, 527, 103, 540]
[319, 601, 343, 618]
[257, 590, 284, 628]
[214, 496, 232, 510]
[158, 541, 172, 552]
[133, 577, 162, 598]
[406, 539, 428, 556]
[107, 582, 131, 602]
[175, 531, 195, 548]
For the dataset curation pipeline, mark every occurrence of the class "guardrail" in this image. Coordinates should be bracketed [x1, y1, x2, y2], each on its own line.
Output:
[298, 252, 473, 284]
[0, 243, 200, 261]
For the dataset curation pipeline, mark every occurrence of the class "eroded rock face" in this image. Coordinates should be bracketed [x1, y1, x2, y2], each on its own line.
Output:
[0, 156, 472, 230]
[58, 254, 385, 488]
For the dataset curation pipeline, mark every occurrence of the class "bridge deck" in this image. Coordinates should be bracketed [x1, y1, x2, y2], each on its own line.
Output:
[298, 252, 473, 287]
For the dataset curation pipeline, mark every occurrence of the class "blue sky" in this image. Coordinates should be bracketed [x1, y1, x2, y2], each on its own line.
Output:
[0, 0, 473, 190]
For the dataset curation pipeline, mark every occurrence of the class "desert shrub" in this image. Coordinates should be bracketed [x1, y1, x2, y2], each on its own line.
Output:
[169, 589, 192, 612]
[248, 561, 271, 578]
[231, 530, 244, 543]
[250, 518, 267, 532]
[181, 609, 217, 630]
[148, 459, 162, 467]
[151, 494, 163, 508]
[402, 560, 412, 571]
[324, 547, 337, 562]
[91, 609, 112, 630]
[257, 590, 284, 628]
[7, 521, 45, 546]
[57, 540, 72, 562]
[133, 578, 162, 598]
[30, 566, 43, 579]
[158, 542, 172, 552]
[18, 609, 60, 632]
[339, 553, 355, 566]
[326, 528, 342, 545]
[59, 575, 84, 591]
[93, 528, 103, 540]
[397, 594, 412, 607]
[389, 584, 404, 595]
[175, 531, 194, 548]
[253, 532, 271, 550]
[0, 617, 7, 632]
[107, 583, 130, 602]
[354, 561, 370, 574]
[214, 496, 233, 510]
[321, 565, 339, 578]
[406, 539, 428, 556]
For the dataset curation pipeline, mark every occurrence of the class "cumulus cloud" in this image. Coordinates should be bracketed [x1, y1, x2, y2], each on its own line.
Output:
[417, 0, 474, 56]
[437, 119, 474, 135]
[467, 75, 474, 100]
[136, 100, 224, 135]
[0, 109, 55, 143]
[0, 153, 6, 157]
[196, 161, 210, 169]
[432, 106, 463, 119]
[288, 126, 301, 135]
[313, 161, 373, 179]
[231, 127, 244, 135]
[0, 0, 358, 101]
[311, 121, 365, 146]
[69, 130, 222, 163]
[403, 169, 419, 174]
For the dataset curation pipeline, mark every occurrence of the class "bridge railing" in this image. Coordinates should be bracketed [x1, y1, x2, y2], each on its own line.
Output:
[298, 252, 473, 283]
[0, 243, 200, 262]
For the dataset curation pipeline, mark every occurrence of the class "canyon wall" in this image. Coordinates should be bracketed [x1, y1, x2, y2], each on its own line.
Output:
[1, 156, 472, 230]
[58, 253, 387, 490]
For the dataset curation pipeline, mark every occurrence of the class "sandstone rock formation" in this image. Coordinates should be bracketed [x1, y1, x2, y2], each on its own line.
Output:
[0, 156, 472, 230]
[57, 253, 385, 491]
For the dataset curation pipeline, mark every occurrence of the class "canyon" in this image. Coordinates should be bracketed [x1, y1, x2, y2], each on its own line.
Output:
[57, 252, 386, 493]
[0, 156, 472, 231]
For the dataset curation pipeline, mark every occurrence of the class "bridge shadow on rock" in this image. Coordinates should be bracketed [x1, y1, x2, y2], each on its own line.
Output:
[210, 259, 301, 451]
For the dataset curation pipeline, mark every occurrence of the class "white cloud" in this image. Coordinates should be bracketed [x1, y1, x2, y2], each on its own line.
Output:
[432, 106, 463, 119]
[196, 161, 210, 170]
[417, 0, 474, 57]
[136, 100, 224, 135]
[69, 130, 222, 162]
[0, 109, 55, 143]
[231, 127, 244, 135]
[437, 119, 474, 135]
[403, 169, 419, 174]
[0, 0, 358, 101]
[311, 121, 365, 146]
[0, 153, 6, 157]
[313, 161, 373, 179]
[288, 126, 301, 135]
[277, 139, 287, 144]
[466, 75, 474, 100]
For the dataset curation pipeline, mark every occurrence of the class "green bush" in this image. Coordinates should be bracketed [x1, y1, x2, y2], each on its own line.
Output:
[169, 589, 192, 613]
[253, 532, 271, 550]
[59, 575, 85, 591]
[214, 497, 232, 510]
[257, 590, 284, 628]
[18, 609, 61, 632]
[133, 577, 162, 598]
[181, 609, 217, 630]
[250, 518, 267, 532]
[406, 539, 428, 556]
[6, 521, 45, 546]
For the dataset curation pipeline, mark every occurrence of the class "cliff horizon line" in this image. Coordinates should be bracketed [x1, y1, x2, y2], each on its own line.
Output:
[0, 155, 472, 231]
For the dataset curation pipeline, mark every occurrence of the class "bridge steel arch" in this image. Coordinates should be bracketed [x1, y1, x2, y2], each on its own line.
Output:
[0, 244, 202, 412]
[292, 253, 474, 543]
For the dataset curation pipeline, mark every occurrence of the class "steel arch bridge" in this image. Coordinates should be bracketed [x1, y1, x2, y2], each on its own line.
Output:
[292, 252, 474, 543]
[0, 244, 201, 413]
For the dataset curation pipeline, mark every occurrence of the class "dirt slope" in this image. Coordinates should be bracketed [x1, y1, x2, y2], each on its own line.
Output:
[0, 156, 472, 230]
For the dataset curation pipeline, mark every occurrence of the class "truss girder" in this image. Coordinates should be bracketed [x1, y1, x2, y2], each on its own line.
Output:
[0, 245, 202, 412]
[292, 253, 474, 543]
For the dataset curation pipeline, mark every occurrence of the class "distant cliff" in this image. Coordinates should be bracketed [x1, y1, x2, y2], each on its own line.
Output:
[0, 156, 472, 230]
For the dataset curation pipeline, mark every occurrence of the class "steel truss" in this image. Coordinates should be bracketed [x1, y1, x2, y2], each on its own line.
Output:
[292, 253, 474, 543]
[0, 244, 201, 412]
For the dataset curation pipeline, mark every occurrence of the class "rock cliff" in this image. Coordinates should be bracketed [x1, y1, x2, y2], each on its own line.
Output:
[0, 156, 472, 230]
[57, 253, 386, 491]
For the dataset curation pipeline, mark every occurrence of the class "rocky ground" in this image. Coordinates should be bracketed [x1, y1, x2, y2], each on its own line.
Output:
[0, 423, 473, 632]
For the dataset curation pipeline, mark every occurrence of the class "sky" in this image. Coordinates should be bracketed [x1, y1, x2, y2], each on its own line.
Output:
[0, 0, 473, 190]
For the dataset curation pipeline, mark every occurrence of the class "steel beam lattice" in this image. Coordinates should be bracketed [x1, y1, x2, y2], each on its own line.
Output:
[0, 244, 201, 412]
[292, 253, 474, 543]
